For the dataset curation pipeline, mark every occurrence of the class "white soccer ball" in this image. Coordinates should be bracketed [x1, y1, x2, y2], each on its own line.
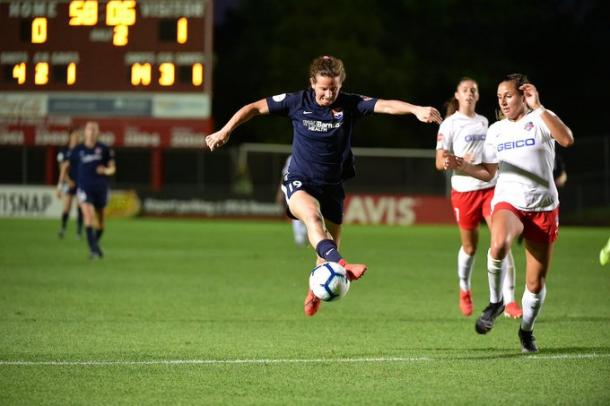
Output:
[309, 262, 350, 302]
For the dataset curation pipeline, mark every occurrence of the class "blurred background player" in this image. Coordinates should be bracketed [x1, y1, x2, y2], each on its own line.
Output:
[206, 55, 442, 316]
[436, 77, 522, 319]
[56, 127, 83, 239]
[444, 73, 574, 352]
[276, 155, 308, 247]
[67, 121, 116, 259]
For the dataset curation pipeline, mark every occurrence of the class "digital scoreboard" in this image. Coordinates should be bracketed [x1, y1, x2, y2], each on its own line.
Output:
[0, 0, 212, 93]
[0, 0, 213, 151]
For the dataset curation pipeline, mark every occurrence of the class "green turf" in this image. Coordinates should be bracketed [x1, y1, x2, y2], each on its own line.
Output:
[1, 218, 609, 405]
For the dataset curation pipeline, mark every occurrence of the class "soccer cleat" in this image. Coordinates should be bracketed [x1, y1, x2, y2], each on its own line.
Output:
[89, 252, 102, 260]
[459, 290, 473, 316]
[600, 238, 610, 266]
[518, 328, 539, 353]
[58, 229, 65, 239]
[304, 289, 321, 317]
[504, 301, 523, 318]
[475, 301, 505, 334]
[339, 259, 367, 281]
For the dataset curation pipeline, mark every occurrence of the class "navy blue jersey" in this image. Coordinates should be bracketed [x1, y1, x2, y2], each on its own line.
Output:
[69, 142, 115, 189]
[57, 146, 79, 182]
[267, 89, 377, 185]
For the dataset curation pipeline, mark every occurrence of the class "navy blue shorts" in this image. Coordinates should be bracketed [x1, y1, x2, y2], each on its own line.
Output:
[77, 186, 108, 209]
[281, 176, 345, 225]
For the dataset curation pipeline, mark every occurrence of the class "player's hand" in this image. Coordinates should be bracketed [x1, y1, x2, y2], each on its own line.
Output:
[96, 165, 108, 175]
[56, 188, 63, 198]
[443, 152, 463, 170]
[415, 106, 442, 125]
[520, 83, 542, 110]
[205, 130, 230, 151]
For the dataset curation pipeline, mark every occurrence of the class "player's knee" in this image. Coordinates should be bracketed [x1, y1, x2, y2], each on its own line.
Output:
[462, 243, 477, 256]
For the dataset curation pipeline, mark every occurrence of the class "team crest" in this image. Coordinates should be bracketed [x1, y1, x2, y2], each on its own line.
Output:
[95, 147, 102, 154]
[332, 108, 343, 119]
[524, 122, 534, 131]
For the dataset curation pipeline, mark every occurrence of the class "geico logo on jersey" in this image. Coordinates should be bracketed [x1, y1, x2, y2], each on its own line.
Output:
[497, 138, 535, 151]
[464, 134, 486, 142]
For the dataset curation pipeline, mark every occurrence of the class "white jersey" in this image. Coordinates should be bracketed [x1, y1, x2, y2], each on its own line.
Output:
[436, 112, 495, 192]
[484, 109, 558, 212]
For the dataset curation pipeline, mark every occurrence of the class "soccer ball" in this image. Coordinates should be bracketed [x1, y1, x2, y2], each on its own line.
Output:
[309, 262, 350, 301]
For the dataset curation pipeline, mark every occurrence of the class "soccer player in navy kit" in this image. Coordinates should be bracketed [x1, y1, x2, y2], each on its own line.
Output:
[206, 56, 442, 316]
[68, 121, 116, 259]
[56, 128, 84, 239]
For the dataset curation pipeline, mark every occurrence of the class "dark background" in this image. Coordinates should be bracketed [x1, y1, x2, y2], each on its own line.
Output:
[212, 0, 609, 148]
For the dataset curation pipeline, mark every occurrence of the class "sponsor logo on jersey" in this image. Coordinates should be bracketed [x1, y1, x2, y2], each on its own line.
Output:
[464, 134, 486, 142]
[497, 138, 535, 151]
[302, 119, 342, 132]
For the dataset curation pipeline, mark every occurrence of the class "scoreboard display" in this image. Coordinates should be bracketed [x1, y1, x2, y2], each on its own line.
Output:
[0, 0, 213, 154]
[0, 0, 212, 93]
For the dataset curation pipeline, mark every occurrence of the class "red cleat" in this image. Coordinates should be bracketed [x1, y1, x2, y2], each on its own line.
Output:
[504, 301, 523, 319]
[459, 289, 473, 316]
[304, 289, 321, 317]
[339, 259, 367, 281]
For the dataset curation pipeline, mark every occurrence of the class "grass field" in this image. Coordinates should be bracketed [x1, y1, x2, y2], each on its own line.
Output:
[1, 218, 609, 405]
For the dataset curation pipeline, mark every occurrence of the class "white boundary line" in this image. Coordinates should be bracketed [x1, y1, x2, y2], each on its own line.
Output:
[1, 353, 609, 366]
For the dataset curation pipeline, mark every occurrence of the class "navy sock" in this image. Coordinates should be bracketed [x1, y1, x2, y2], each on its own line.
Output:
[61, 212, 69, 229]
[315, 239, 343, 263]
[77, 208, 83, 234]
[86, 226, 99, 254]
[96, 228, 104, 241]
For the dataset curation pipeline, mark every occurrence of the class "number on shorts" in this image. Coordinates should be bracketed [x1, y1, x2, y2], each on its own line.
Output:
[288, 180, 302, 193]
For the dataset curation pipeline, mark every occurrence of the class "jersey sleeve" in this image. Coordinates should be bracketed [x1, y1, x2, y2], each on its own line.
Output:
[482, 125, 499, 164]
[436, 119, 452, 151]
[266, 92, 300, 116]
[533, 109, 554, 142]
[354, 95, 378, 117]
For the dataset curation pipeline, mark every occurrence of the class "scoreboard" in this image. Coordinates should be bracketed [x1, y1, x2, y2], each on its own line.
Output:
[0, 0, 213, 150]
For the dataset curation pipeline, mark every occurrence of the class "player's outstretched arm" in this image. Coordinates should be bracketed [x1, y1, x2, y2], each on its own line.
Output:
[205, 99, 269, 151]
[374, 99, 442, 124]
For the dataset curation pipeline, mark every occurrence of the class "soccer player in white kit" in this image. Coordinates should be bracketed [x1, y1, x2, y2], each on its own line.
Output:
[444, 74, 573, 352]
[436, 78, 522, 318]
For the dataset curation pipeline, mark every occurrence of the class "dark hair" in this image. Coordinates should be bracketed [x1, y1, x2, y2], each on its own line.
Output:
[309, 55, 346, 83]
[495, 73, 530, 120]
[503, 73, 529, 93]
[444, 77, 477, 117]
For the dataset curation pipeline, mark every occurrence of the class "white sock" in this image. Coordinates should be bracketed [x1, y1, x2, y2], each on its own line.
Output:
[487, 249, 505, 303]
[521, 286, 546, 332]
[502, 250, 516, 304]
[457, 246, 475, 291]
[292, 220, 307, 246]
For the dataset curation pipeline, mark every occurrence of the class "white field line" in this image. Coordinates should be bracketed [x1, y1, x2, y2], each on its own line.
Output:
[0, 353, 609, 366]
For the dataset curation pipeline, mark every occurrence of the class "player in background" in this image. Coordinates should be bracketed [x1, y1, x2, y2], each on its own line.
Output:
[67, 121, 116, 259]
[444, 73, 574, 352]
[206, 55, 442, 316]
[56, 128, 83, 239]
[436, 78, 522, 319]
[276, 155, 308, 247]
[600, 237, 610, 266]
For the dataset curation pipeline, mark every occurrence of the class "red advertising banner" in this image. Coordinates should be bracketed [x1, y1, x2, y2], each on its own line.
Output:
[0, 117, 213, 149]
